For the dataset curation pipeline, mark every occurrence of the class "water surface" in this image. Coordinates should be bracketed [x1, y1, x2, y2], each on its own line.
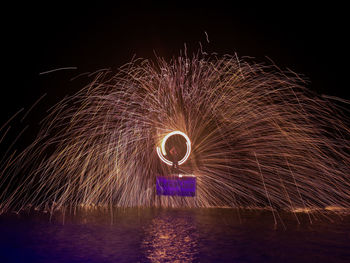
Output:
[1, 208, 349, 262]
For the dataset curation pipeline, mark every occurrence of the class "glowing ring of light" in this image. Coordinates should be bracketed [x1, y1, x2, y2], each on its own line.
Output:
[156, 131, 191, 166]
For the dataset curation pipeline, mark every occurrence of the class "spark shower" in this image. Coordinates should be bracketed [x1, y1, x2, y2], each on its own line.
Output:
[0, 53, 349, 216]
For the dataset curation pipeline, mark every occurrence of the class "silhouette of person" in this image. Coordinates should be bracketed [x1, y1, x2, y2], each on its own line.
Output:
[169, 146, 179, 173]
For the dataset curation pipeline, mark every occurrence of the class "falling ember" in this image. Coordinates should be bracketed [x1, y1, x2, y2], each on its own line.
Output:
[0, 53, 350, 216]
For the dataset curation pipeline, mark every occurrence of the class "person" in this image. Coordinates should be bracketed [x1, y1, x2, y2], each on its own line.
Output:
[169, 146, 179, 173]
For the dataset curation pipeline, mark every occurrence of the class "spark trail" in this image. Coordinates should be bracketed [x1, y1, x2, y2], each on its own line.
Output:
[1, 53, 350, 216]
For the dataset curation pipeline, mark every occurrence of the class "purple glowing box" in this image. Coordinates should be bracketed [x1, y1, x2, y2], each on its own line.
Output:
[156, 174, 196, 197]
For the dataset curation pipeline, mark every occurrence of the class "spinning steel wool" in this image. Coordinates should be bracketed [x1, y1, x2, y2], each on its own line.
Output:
[1, 54, 349, 216]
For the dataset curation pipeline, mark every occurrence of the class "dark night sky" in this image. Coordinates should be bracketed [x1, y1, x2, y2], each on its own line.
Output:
[1, 2, 349, 146]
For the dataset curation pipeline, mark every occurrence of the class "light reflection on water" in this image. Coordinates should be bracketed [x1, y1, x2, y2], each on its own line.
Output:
[142, 212, 198, 262]
[0, 208, 350, 262]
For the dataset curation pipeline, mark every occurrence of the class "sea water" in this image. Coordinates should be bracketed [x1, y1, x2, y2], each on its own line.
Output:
[1, 208, 349, 262]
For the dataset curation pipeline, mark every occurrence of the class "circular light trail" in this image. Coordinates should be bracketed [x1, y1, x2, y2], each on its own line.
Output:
[156, 131, 191, 166]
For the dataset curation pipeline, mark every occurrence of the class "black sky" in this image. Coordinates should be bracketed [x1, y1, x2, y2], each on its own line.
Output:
[1, 2, 349, 135]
